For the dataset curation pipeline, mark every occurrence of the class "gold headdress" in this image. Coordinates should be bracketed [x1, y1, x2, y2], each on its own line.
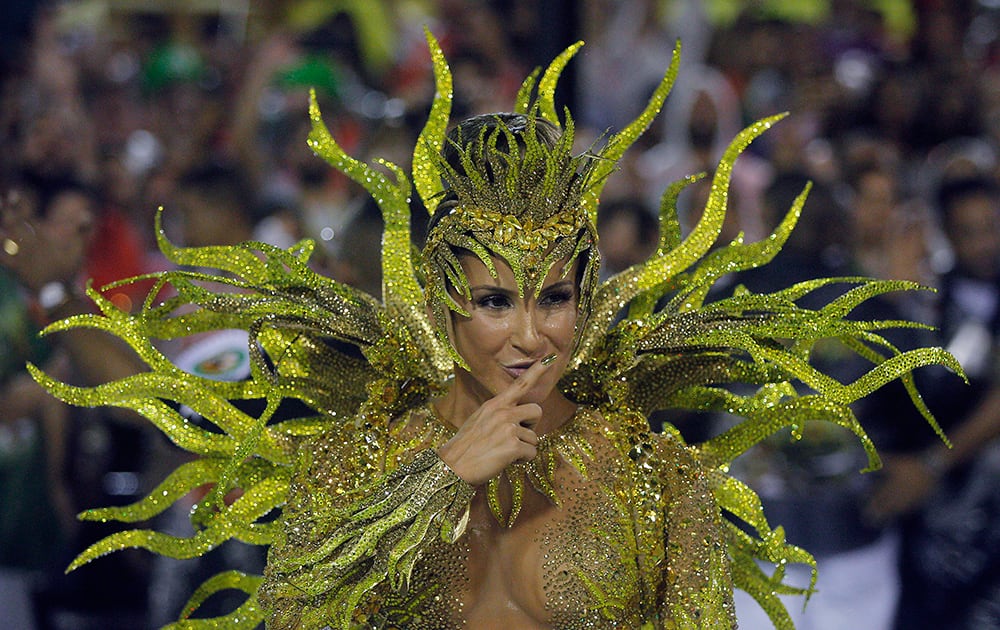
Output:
[420, 111, 601, 365]
[29, 28, 960, 630]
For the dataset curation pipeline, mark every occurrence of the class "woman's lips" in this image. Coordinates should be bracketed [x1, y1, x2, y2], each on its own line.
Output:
[502, 354, 557, 380]
[502, 362, 534, 379]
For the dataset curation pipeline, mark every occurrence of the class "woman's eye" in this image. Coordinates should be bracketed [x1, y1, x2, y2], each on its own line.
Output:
[540, 290, 574, 306]
[477, 294, 511, 309]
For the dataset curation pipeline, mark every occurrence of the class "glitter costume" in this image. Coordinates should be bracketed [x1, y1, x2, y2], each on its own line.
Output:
[32, 32, 960, 629]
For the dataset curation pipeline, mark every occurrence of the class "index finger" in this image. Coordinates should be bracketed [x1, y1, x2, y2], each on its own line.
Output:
[494, 353, 558, 405]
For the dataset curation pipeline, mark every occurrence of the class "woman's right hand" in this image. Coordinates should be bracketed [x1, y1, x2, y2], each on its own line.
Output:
[435, 360, 551, 486]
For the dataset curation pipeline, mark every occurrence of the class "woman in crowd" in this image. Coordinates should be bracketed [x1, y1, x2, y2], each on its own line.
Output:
[38, 33, 956, 629]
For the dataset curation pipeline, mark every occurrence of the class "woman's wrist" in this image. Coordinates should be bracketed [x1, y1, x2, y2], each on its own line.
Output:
[433, 448, 474, 491]
[435, 442, 467, 482]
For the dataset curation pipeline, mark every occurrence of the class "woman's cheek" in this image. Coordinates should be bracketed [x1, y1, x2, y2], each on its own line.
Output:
[544, 310, 577, 347]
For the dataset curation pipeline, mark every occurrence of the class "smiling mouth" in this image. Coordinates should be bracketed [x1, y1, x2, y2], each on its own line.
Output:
[502, 361, 535, 379]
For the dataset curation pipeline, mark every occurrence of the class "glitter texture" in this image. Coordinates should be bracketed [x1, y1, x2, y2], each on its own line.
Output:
[31, 29, 962, 630]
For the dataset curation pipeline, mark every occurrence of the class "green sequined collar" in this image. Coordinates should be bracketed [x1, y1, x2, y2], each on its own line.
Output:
[428, 403, 599, 527]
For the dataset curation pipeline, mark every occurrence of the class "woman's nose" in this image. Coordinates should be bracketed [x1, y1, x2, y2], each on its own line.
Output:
[510, 306, 543, 351]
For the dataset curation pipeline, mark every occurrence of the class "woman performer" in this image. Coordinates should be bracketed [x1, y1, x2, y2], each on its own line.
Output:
[36, 32, 957, 629]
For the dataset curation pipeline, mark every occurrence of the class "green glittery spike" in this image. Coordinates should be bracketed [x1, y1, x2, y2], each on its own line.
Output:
[672, 322, 948, 411]
[393, 532, 436, 592]
[731, 549, 815, 603]
[535, 40, 584, 126]
[453, 125, 494, 194]
[838, 333, 951, 445]
[755, 342, 960, 407]
[79, 458, 225, 523]
[626, 174, 705, 319]
[575, 113, 785, 368]
[734, 520, 818, 587]
[495, 122, 526, 202]
[149, 275, 381, 346]
[487, 469, 540, 526]
[487, 477, 504, 525]
[386, 504, 437, 590]
[309, 93, 410, 296]
[574, 570, 625, 619]
[659, 174, 703, 253]
[38, 286, 201, 375]
[526, 449, 559, 506]
[715, 473, 799, 551]
[728, 543, 799, 630]
[507, 471, 525, 524]
[412, 28, 452, 213]
[449, 231, 498, 286]
[68, 475, 288, 571]
[175, 571, 263, 625]
[700, 393, 875, 469]
[152, 208, 311, 272]
[814, 278, 921, 317]
[556, 435, 592, 480]
[35, 368, 287, 461]
[664, 182, 808, 312]
[331, 508, 416, 569]
[307, 93, 451, 382]
[729, 518, 818, 591]
[198, 395, 282, 515]
[707, 439, 818, 630]
[154, 229, 268, 282]
[341, 567, 384, 630]
[513, 66, 541, 114]
[28, 366, 238, 456]
[580, 41, 682, 226]
[308, 93, 408, 215]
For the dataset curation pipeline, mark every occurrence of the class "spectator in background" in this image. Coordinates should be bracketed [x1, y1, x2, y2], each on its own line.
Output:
[0, 178, 89, 630]
[596, 196, 658, 280]
[0, 172, 143, 387]
[869, 175, 1000, 630]
[843, 153, 935, 290]
[732, 172, 910, 629]
[170, 163, 257, 249]
[0, 172, 151, 630]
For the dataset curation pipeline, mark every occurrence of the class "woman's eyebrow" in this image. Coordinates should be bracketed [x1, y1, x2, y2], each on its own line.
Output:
[468, 284, 515, 293]
[540, 280, 575, 292]
[466, 279, 574, 294]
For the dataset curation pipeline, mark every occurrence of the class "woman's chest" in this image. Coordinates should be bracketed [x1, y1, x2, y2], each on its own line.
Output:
[404, 463, 643, 629]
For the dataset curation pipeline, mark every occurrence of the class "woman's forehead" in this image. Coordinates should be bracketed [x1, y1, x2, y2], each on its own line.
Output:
[458, 252, 578, 288]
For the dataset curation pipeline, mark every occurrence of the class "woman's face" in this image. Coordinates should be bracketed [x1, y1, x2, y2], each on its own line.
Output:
[448, 253, 579, 407]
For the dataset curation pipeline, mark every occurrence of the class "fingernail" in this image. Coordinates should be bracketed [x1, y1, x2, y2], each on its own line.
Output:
[541, 353, 558, 366]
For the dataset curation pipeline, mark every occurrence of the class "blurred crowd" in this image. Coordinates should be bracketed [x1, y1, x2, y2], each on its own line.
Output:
[2, 0, 1000, 628]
